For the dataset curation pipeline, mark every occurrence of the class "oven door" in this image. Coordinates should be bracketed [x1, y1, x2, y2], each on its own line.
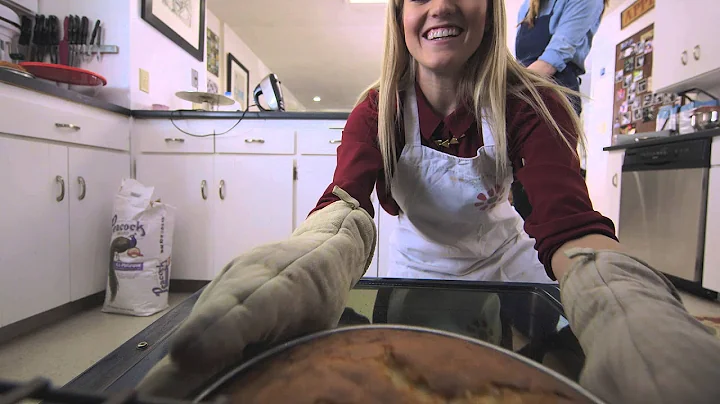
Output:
[619, 167, 709, 282]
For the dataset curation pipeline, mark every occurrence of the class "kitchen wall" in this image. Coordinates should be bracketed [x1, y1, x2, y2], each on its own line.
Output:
[221, 24, 305, 112]
[583, 0, 655, 217]
[37, 0, 132, 108]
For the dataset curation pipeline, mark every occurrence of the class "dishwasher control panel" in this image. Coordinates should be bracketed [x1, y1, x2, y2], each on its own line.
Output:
[623, 138, 711, 170]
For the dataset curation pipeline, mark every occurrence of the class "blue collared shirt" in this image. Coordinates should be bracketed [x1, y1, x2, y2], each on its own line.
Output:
[517, 0, 605, 74]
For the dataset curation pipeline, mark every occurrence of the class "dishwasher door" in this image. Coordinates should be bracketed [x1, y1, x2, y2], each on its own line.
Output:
[619, 168, 708, 281]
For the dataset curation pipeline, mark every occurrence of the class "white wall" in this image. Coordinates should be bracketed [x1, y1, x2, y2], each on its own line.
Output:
[38, 0, 132, 108]
[583, 0, 656, 217]
[222, 24, 305, 112]
[505, 0, 523, 56]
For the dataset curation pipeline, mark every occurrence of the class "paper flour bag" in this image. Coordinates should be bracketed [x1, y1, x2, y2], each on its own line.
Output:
[103, 179, 176, 316]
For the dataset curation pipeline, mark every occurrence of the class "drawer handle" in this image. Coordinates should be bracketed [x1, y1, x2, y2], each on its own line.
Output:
[55, 123, 81, 131]
[219, 179, 226, 200]
[164, 138, 185, 143]
[244, 138, 266, 144]
[693, 45, 701, 61]
[201, 180, 208, 200]
[612, 173, 618, 188]
[681, 50, 688, 66]
[329, 139, 342, 144]
[329, 127, 344, 130]
[77, 176, 86, 200]
[56, 175, 65, 202]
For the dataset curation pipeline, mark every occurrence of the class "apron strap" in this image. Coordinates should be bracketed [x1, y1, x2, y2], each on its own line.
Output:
[403, 86, 421, 146]
[480, 113, 494, 148]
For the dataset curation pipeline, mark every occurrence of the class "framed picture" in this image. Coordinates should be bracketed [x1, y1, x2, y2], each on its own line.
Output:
[207, 28, 220, 77]
[635, 55, 645, 69]
[207, 78, 219, 94]
[642, 94, 654, 107]
[141, 0, 206, 61]
[633, 108, 644, 122]
[638, 79, 648, 93]
[227, 53, 249, 111]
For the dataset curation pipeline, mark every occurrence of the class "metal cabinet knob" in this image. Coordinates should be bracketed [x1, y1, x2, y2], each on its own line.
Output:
[219, 180, 226, 200]
[55, 123, 81, 131]
[77, 176, 86, 200]
[681, 50, 689, 66]
[612, 173, 619, 188]
[201, 180, 208, 200]
[693, 45, 701, 61]
[244, 138, 265, 144]
[56, 175, 65, 202]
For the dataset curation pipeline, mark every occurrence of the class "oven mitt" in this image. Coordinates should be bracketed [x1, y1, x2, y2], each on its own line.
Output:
[136, 186, 376, 398]
[560, 249, 720, 404]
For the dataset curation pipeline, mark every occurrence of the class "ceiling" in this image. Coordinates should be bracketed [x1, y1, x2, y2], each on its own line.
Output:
[208, 0, 629, 112]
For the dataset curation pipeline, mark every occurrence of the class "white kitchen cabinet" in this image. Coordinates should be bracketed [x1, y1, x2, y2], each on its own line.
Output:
[604, 150, 625, 233]
[68, 148, 130, 301]
[136, 154, 215, 281]
[295, 155, 380, 277]
[703, 166, 720, 293]
[213, 155, 294, 271]
[654, 0, 720, 93]
[0, 137, 70, 326]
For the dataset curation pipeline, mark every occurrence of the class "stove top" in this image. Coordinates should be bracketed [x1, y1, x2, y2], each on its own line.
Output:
[0, 279, 583, 404]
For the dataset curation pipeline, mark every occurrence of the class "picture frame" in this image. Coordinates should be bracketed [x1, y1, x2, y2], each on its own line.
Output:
[141, 0, 206, 61]
[207, 28, 220, 77]
[638, 79, 648, 93]
[227, 53, 250, 111]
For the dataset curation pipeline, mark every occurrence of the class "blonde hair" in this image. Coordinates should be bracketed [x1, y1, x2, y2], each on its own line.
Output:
[358, 0, 584, 189]
[523, 0, 609, 28]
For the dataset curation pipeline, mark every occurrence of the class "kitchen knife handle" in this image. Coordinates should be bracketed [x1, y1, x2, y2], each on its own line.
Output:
[90, 19, 101, 44]
[63, 16, 69, 40]
[81, 16, 89, 44]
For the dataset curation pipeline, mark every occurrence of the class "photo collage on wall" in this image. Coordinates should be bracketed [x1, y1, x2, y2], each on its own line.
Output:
[612, 23, 680, 140]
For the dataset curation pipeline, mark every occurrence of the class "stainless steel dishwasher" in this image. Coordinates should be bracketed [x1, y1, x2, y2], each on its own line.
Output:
[619, 138, 711, 283]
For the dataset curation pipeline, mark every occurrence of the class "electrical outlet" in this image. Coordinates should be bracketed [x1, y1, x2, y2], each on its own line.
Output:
[191, 68, 198, 89]
[139, 68, 150, 93]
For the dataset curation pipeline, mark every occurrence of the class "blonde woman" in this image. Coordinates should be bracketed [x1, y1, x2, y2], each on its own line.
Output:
[138, 0, 720, 402]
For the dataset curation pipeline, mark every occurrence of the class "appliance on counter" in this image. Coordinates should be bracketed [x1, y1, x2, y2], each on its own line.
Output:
[253, 73, 285, 111]
[0, 279, 585, 402]
[619, 138, 715, 297]
[0, 3, 20, 63]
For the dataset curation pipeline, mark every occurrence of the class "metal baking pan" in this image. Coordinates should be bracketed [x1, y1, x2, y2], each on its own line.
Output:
[193, 325, 605, 404]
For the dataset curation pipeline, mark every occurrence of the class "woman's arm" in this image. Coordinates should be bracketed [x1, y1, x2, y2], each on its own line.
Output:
[539, 0, 605, 73]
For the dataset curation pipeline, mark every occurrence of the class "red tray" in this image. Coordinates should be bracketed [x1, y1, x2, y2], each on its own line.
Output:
[19, 62, 107, 86]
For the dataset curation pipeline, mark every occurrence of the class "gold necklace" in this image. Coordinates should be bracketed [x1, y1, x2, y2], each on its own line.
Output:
[434, 133, 467, 148]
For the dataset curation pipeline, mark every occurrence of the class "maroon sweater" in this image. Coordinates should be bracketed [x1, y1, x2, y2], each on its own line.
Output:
[312, 83, 616, 278]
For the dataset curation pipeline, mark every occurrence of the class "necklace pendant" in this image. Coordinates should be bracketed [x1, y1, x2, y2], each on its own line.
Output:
[449, 137, 460, 145]
[435, 139, 451, 148]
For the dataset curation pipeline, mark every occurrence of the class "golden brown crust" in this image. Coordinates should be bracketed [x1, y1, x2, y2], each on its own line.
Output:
[216, 328, 593, 403]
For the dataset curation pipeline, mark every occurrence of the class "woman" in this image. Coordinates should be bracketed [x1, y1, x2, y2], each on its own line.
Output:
[515, 0, 607, 114]
[138, 1, 720, 402]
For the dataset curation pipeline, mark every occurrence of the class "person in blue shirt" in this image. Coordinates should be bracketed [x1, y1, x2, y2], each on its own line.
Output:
[516, 0, 607, 115]
[511, 0, 606, 219]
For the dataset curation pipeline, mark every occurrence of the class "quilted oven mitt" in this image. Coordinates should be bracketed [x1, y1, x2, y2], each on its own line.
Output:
[136, 186, 376, 398]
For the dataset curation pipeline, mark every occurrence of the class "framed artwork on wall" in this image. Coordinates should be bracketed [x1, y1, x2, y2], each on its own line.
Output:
[207, 28, 220, 77]
[141, 0, 206, 61]
[227, 53, 249, 111]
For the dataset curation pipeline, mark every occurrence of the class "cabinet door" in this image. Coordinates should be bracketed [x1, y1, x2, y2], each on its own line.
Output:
[653, 1, 693, 92]
[690, 0, 720, 81]
[604, 150, 625, 233]
[136, 155, 215, 280]
[0, 137, 70, 326]
[703, 167, 720, 293]
[214, 155, 294, 271]
[295, 156, 380, 277]
[68, 148, 130, 301]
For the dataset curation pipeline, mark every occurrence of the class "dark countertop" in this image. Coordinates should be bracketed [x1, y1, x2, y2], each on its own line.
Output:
[131, 109, 350, 120]
[0, 68, 132, 116]
[0, 69, 350, 120]
[604, 128, 720, 151]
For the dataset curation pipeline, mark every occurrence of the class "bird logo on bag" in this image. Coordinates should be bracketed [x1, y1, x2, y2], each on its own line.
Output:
[108, 235, 138, 302]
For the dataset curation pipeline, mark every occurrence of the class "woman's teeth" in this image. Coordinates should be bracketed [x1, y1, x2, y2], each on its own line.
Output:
[426, 27, 461, 40]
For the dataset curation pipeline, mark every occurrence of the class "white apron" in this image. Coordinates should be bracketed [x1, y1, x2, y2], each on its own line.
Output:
[387, 87, 553, 283]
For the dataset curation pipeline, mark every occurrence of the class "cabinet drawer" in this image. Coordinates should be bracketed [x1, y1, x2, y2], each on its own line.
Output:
[712, 137, 720, 167]
[297, 126, 345, 155]
[0, 83, 130, 151]
[215, 121, 295, 155]
[134, 119, 215, 153]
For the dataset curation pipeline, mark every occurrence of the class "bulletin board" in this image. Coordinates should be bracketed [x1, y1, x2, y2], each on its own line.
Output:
[611, 23, 680, 142]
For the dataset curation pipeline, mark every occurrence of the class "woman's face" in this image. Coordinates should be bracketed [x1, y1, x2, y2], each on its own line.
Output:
[402, 0, 489, 76]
